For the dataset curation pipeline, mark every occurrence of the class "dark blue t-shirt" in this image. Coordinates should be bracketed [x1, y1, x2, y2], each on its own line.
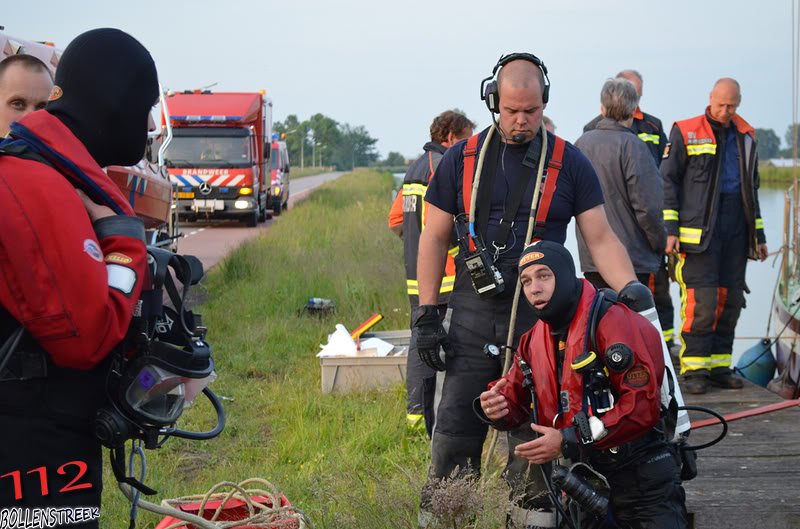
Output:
[720, 125, 741, 194]
[426, 128, 604, 263]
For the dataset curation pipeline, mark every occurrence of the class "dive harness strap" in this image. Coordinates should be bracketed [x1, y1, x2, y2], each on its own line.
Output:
[460, 131, 566, 252]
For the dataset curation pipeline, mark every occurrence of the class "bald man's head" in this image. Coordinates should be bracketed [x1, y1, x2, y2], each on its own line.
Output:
[497, 59, 545, 95]
[0, 55, 54, 136]
[495, 59, 546, 144]
[616, 69, 643, 97]
[709, 77, 741, 126]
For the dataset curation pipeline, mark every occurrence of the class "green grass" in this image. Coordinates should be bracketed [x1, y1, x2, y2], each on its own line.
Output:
[100, 169, 511, 528]
[760, 165, 800, 183]
[290, 166, 337, 179]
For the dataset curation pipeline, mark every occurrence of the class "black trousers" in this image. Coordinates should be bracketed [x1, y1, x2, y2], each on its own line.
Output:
[422, 263, 538, 510]
[674, 193, 748, 375]
[0, 370, 105, 528]
[594, 441, 688, 529]
[653, 258, 676, 345]
[406, 303, 447, 438]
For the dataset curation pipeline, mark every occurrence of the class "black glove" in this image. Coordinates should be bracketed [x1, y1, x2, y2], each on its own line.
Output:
[412, 305, 452, 371]
[618, 280, 655, 312]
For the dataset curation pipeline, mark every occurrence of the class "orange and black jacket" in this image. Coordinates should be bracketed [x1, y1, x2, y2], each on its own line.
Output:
[584, 108, 667, 166]
[388, 142, 456, 305]
[661, 110, 766, 257]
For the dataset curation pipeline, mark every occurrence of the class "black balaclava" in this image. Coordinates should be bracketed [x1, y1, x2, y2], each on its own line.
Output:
[47, 28, 158, 167]
[518, 240, 583, 330]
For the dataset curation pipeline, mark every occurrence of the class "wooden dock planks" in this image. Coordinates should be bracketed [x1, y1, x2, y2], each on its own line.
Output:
[681, 380, 800, 528]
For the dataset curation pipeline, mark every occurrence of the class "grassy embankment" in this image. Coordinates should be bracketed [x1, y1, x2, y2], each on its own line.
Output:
[101, 169, 509, 528]
[760, 165, 800, 183]
[291, 166, 336, 179]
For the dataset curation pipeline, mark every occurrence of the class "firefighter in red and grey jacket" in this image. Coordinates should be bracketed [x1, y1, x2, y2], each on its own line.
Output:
[388, 110, 474, 435]
[0, 29, 157, 520]
[661, 78, 768, 395]
[478, 241, 687, 529]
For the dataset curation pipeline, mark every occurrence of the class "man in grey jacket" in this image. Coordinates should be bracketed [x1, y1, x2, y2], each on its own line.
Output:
[575, 77, 666, 288]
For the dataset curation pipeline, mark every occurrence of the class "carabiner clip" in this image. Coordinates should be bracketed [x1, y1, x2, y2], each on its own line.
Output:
[492, 241, 506, 261]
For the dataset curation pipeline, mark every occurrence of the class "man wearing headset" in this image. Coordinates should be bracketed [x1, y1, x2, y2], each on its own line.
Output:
[414, 54, 642, 528]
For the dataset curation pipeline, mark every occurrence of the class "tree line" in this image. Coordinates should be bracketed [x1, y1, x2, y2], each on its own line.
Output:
[274, 114, 388, 170]
[756, 124, 800, 160]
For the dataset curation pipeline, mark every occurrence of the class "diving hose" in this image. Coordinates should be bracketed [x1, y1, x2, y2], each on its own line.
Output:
[476, 122, 549, 463]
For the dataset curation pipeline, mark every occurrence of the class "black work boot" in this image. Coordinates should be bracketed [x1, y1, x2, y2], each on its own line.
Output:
[683, 370, 710, 395]
[710, 367, 744, 389]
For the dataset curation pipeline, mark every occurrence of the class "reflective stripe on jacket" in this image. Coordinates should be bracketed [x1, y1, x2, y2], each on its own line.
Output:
[661, 111, 766, 256]
[583, 108, 667, 166]
[392, 142, 457, 304]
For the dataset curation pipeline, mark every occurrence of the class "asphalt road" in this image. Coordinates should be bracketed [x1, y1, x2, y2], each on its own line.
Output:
[176, 171, 344, 270]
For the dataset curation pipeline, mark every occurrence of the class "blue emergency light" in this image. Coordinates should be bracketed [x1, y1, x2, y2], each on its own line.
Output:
[171, 115, 244, 122]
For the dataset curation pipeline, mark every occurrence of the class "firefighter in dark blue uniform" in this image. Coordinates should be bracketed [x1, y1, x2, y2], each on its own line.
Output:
[661, 78, 768, 395]
[387, 110, 475, 436]
[413, 54, 641, 528]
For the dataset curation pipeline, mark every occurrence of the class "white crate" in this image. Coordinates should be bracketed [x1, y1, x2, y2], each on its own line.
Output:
[319, 330, 411, 394]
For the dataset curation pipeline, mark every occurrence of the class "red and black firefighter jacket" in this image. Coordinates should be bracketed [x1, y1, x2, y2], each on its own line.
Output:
[0, 110, 147, 370]
[661, 109, 766, 257]
[488, 280, 664, 451]
[388, 142, 456, 305]
[584, 108, 668, 166]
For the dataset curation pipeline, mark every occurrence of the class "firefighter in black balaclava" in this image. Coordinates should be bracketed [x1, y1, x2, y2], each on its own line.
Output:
[478, 241, 688, 529]
[0, 28, 158, 525]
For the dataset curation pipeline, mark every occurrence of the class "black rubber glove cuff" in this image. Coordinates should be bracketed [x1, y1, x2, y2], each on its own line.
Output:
[560, 426, 580, 461]
[618, 280, 655, 312]
[413, 305, 449, 371]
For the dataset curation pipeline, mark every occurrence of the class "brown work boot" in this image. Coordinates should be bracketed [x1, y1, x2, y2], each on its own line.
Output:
[710, 367, 744, 389]
[683, 371, 710, 395]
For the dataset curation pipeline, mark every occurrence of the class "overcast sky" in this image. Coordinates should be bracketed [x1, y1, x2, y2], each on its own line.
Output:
[5, 1, 797, 158]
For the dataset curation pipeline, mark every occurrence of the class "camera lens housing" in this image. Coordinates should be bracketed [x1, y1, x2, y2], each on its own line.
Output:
[551, 465, 609, 517]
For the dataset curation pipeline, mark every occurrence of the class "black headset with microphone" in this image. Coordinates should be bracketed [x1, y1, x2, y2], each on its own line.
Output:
[480, 52, 551, 113]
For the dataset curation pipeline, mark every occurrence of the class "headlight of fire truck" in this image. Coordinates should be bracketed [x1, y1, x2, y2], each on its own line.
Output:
[234, 198, 254, 210]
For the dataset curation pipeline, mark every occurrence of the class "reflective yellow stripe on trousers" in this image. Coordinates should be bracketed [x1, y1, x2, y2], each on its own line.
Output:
[710, 353, 731, 370]
[681, 356, 711, 371]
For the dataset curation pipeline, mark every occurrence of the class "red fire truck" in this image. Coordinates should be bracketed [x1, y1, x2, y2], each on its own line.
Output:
[163, 91, 273, 227]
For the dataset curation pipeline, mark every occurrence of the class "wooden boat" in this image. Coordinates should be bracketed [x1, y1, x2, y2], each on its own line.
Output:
[768, 188, 800, 399]
[0, 31, 60, 69]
